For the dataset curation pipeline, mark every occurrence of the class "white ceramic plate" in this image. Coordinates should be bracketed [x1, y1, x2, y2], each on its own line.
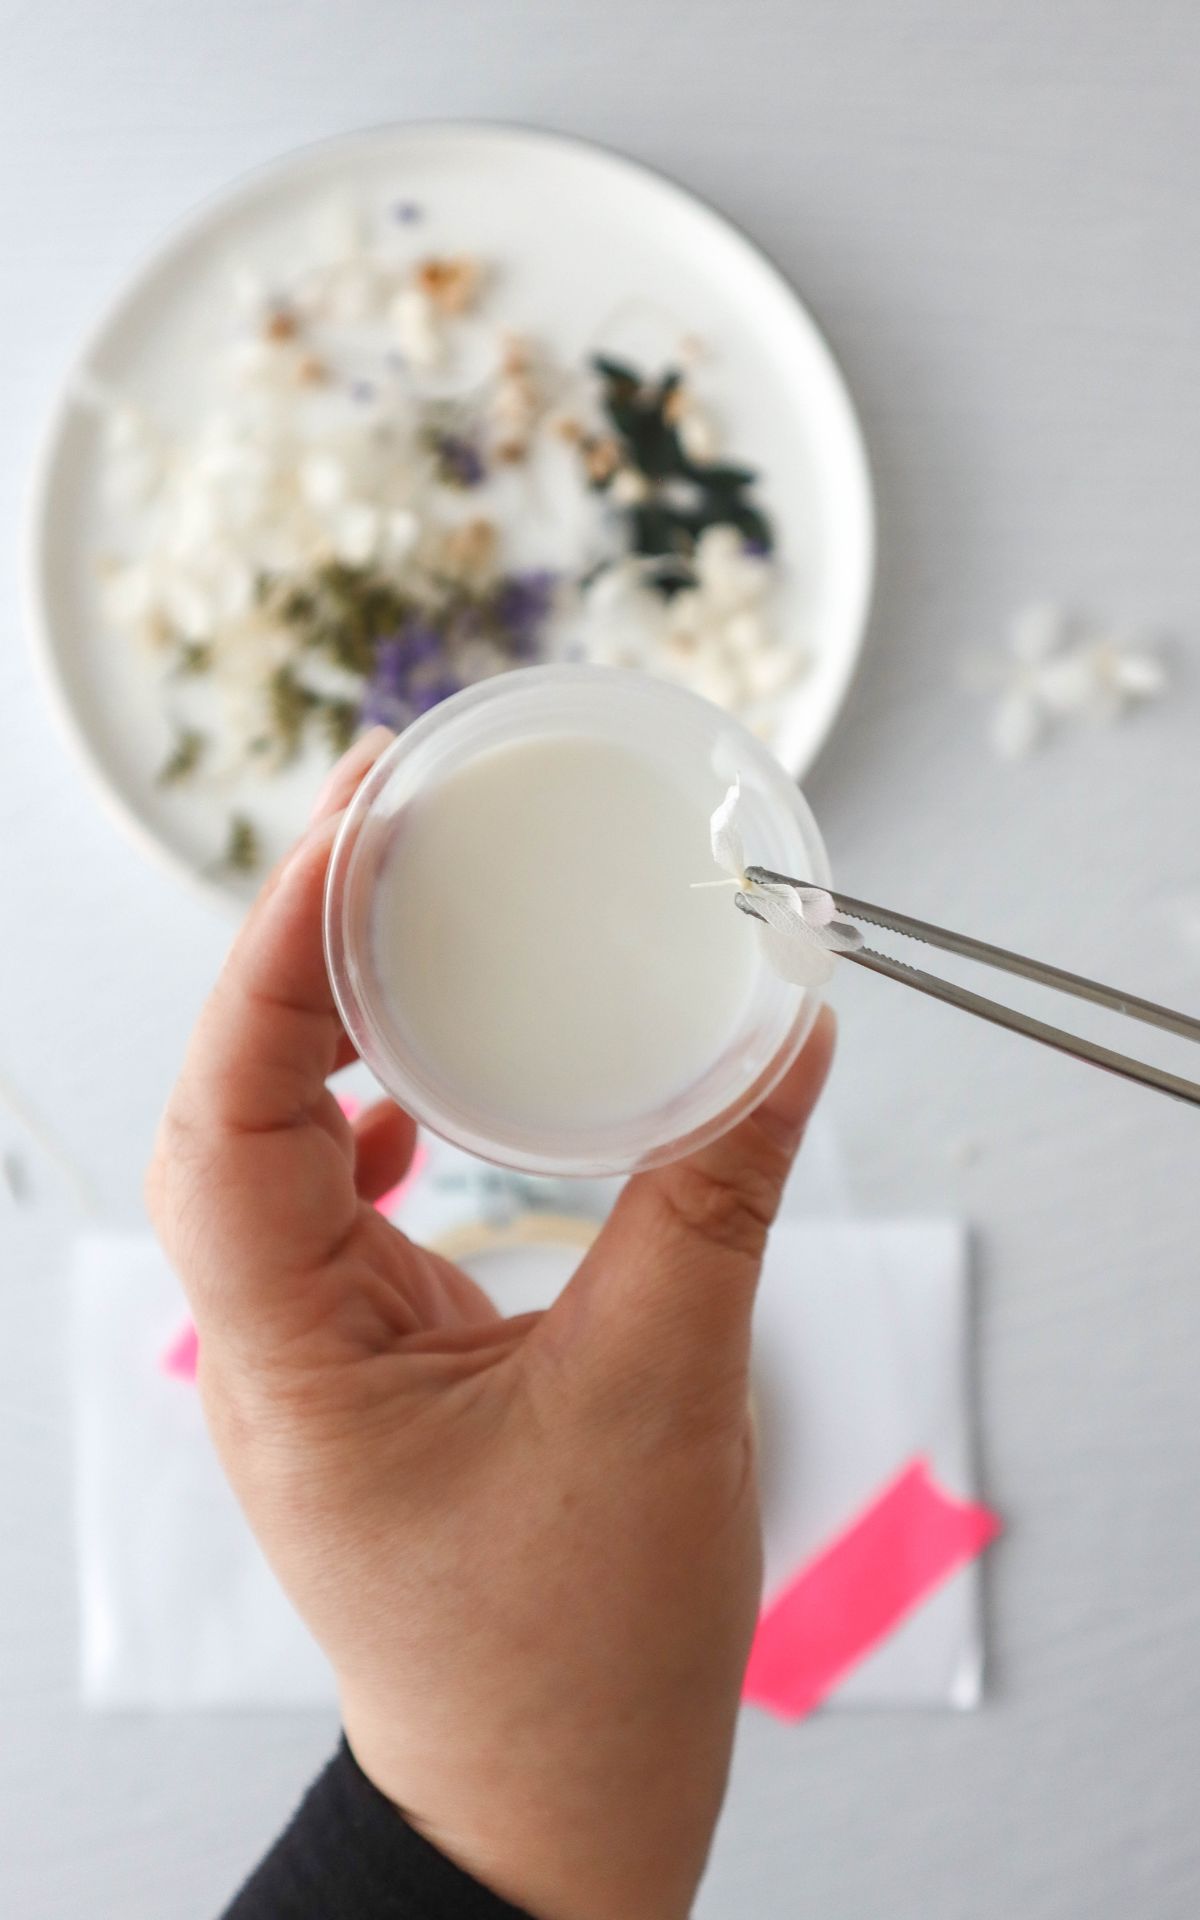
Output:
[28, 123, 874, 911]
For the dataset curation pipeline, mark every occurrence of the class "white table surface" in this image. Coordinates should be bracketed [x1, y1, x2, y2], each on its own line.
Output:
[3, 3, 1200, 1915]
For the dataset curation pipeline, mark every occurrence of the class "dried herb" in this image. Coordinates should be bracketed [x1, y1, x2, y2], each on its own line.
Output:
[592, 354, 640, 390]
[278, 584, 318, 625]
[174, 640, 213, 677]
[588, 355, 776, 593]
[423, 428, 486, 489]
[157, 727, 207, 786]
[320, 698, 359, 755]
[221, 814, 259, 874]
[644, 560, 695, 599]
[269, 664, 320, 764]
[281, 565, 416, 677]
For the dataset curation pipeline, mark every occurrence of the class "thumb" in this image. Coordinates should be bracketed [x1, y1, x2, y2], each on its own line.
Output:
[547, 1006, 836, 1398]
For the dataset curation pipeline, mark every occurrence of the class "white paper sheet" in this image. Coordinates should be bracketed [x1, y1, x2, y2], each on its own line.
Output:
[753, 1220, 985, 1708]
[71, 1213, 984, 1711]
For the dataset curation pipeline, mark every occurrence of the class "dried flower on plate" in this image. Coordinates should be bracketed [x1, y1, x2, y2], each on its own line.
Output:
[88, 197, 792, 885]
[586, 354, 774, 581]
[416, 256, 484, 316]
[705, 776, 862, 989]
[157, 726, 207, 786]
[438, 517, 499, 590]
[220, 814, 260, 874]
[427, 431, 486, 489]
[263, 308, 300, 343]
[488, 334, 541, 464]
[986, 603, 1167, 760]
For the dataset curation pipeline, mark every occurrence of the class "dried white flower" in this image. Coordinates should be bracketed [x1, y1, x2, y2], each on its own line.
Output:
[677, 402, 718, 463]
[988, 604, 1166, 759]
[1073, 631, 1166, 718]
[694, 525, 770, 613]
[739, 884, 862, 989]
[380, 508, 420, 565]
[390, 285, 445, 370]
[709, 774, 745, 877]
[330, 501, 381, 566]
[610, 468, 650, 506]
[705, 779, 862, 988]
[299, 452, 349, 512]
[488, 335, 541, 461]
[743, 641, 803, 702]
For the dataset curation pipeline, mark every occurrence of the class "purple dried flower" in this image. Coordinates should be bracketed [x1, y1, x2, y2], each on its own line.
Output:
[359, 683, 409, 730]
[411, 673, 463, 716]
[350, 379, 377, 405]
[399, 619, 443, 667]
[372, 636, 409, 693]
[358, 636, 411, 730]
[358, 620, 446, 730]
[391, 200, 423, 225]
[432, 433, 486, 490]
[445, 603, 485, 648]
[493, 569, 558, 656]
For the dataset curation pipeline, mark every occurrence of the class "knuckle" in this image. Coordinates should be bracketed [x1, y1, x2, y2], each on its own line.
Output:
[660, 1152, 783, 1258]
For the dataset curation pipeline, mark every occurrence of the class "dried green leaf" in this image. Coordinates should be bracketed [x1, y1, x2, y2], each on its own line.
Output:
[174, 640, 213, 677]
[606, 398, 685, 480]
[722, 502, 774, 552]
[269, 665, 319, 763]
[320, 698, 360, 756]
[221, 814, 259, 874]
[691, 461, 758, 494]
[630, 504, 693, 559]
[279, 586, 318, 625]
[592, 353, 641, 389]
[157, 727, 207, 786]
[646, 561, 696, 599]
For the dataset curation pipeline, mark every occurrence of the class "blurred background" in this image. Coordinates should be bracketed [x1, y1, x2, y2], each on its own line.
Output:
[4, 3, 1200, 1915]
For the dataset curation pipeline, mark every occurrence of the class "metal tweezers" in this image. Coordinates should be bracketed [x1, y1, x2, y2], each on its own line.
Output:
[744, 866, 1200, 1109]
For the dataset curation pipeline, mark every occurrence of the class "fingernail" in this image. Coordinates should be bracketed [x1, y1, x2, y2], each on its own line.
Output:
[281, 805, 345, 887]
[356, 723, 398, 759]
[308, 726, 395, 824]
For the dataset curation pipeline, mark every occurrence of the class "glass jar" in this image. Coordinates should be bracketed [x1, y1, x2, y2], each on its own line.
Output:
[324, 665, 830, 1176]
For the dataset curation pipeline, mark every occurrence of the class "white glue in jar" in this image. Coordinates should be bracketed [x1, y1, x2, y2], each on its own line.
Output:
[324, 665, 830, 1176]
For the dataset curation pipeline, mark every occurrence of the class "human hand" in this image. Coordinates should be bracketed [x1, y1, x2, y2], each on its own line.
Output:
[148, 729, 835, 1920]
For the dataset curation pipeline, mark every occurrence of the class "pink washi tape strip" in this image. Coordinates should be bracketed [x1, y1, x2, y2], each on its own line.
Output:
[338, 1095, 430, 1215]
[743, 1457, 1000, 1720]
[161, 1319, 200, 1383]
[160, 1124, 431, 1382]
[374, 1140, 430, 1217]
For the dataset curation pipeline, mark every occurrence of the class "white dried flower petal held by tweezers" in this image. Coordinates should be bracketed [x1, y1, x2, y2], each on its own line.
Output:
[736, 885, 863, 989]
[709, 774, 746, 877]
[743, 863, 1200, 1110]
[704, 779, 863, 989]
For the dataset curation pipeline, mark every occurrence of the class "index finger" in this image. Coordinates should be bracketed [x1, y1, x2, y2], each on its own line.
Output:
[184, 808, 348, 1135]
[148, 733, 396, 1313]
[181, 723, 394, 1134]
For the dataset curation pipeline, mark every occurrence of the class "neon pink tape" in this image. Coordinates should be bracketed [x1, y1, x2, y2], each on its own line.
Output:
[742, 1458, 1000, 1720]
[337, 1096, 429, 1215]
[161, 1319, 199, 1383]
[374, 1139, 430, 1216]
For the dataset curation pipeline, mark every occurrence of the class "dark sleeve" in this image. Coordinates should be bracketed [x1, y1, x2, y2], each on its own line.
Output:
[222, 1739, 535, 1920]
